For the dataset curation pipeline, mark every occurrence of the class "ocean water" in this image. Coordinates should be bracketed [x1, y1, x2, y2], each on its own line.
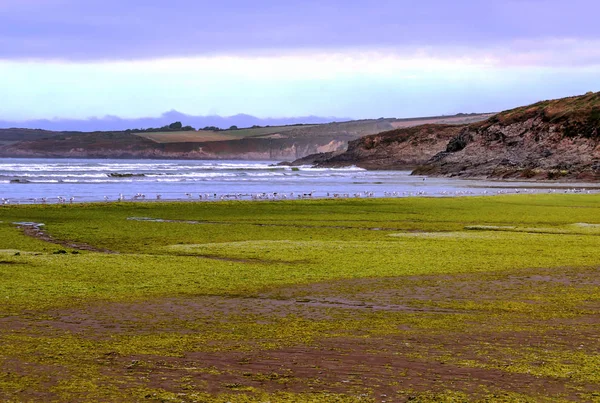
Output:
[0, 158, 598, 204]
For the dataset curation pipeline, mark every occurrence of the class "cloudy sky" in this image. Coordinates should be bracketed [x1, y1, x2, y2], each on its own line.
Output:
[1, 0, 599, 128]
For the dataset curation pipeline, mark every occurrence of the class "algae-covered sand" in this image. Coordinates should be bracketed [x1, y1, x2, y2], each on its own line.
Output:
[0, 196, 599, 402]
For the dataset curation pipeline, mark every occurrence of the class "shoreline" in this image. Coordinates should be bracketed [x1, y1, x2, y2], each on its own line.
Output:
[2, 157, 600, 206]
[3, 185, 600, 206]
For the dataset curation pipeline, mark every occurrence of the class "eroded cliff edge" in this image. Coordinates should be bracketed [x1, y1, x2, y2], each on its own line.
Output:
[307, 92, 600, 181]
[414, 92, 600, 180]
[308, 124, 465, 169]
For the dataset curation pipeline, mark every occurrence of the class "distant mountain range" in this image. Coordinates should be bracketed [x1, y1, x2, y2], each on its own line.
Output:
[0, 111, 350, 132]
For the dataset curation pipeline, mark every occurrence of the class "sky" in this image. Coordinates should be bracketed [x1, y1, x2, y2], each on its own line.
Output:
[1, 0, 599, 129]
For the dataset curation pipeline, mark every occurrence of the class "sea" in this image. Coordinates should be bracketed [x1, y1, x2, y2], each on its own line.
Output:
[0, 158, 598, 204]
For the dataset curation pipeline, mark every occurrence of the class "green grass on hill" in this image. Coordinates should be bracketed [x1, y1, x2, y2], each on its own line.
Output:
[483, 91, 600, 130]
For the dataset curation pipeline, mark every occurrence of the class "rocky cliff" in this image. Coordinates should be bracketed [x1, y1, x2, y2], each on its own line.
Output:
[306, 124, 466, 169]
[413, 92, 600, 180]
[302, 92, 600, 180]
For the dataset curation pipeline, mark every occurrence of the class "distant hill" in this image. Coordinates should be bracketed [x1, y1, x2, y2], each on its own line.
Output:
[0, 114, 491, 160]
[305, 92, 600, 181]
[0, 128, 62, 146]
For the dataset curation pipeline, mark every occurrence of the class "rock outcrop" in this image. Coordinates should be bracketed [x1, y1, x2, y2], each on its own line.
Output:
[302, 124, 466, 169]
[414, 92, 600, 180]
[299, 92, 600, 181]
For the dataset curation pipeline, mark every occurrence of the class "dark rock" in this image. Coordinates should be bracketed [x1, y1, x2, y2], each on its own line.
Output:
[288, 151, 338, 166]
[446, 130, 473, 152]
[292, 124, 466, 170]
[416, 91, 600, 180]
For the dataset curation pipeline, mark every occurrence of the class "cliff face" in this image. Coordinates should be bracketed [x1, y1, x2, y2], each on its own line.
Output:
[414, 92, 600, 180]
[291, 92, 600, 180]
[312, 124, 465, 169]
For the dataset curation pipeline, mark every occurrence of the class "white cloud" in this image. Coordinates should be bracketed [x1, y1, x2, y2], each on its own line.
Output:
[1, 43, 599, 121]
[7, 37, 600, 75]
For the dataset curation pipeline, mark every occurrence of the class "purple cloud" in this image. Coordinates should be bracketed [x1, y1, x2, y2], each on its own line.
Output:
[1, 0, 598, 61]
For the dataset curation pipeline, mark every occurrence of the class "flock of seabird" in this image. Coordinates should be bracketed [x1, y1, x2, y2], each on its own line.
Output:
[0, 187, 596, 205]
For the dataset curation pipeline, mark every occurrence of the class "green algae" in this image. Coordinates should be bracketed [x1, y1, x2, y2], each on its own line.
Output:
[0, 195, 599, 401]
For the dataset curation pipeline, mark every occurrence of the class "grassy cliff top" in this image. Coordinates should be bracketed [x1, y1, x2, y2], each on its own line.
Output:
[479, 91, 600, 129]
